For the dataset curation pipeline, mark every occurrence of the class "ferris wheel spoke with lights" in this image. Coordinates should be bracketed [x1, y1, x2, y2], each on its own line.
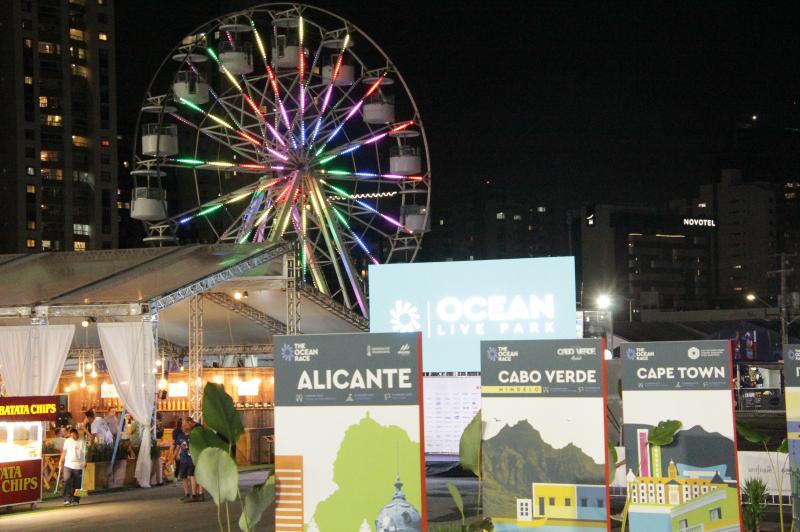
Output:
[131, 3, 431, 317]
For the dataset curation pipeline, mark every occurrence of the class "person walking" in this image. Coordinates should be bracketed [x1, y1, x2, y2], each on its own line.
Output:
[174, 417, 194, 502]
[59, 428, 86, 506]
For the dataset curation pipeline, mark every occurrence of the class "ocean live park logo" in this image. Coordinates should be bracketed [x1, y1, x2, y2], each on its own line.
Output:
[280, 343, 319, 363]
[389, 294, 557, 338]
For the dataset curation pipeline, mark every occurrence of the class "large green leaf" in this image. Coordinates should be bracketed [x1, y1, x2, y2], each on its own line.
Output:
[446, 481, 465, 523]
[189, 425, 229, 463]
[195, 447, 239, 505]
[608, 441, 618, 466]
[648, 420, 682, 446]
[202, 382, 245, 444]
[778, 438, 789, 454]
[238, 475, 275, 531]
[736, 420, 770, 445]
[459, 411, 481, 478]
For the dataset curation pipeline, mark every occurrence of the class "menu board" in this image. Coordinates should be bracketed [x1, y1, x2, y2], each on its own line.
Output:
[422, 375, 480, 455]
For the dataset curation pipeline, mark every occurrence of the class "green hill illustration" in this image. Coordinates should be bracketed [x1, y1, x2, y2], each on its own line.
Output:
[483, 419, 605, 517]
[312, 412, 422, 531]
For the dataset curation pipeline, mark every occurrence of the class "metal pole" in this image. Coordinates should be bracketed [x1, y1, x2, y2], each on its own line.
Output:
[189, 295, 204, 419]
[780, 253, 789, 347]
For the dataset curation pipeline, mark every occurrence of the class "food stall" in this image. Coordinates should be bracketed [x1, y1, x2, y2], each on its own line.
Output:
[56, 367, 274, 465]
[0, 395, 58, 509]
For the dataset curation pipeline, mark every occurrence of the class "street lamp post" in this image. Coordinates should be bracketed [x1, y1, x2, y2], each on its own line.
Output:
[597, 294, 614, 359]
[746, 292, 788, 347]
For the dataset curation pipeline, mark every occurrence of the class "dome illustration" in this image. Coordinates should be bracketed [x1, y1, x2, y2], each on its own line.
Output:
[375, 476, 422, 532]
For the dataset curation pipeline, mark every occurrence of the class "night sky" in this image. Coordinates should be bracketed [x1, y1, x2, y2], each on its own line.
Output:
[116, 1, 800, 214]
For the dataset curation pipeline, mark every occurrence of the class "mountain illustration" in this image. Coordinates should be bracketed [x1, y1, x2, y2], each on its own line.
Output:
[482, 419, 605, 517]
[312, 413, 422, 531]
[623, 424, 736, 479]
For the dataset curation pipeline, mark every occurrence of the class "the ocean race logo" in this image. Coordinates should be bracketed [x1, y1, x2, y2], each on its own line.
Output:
[282, 342, 319, 362]
[390, 293, 556, 339]
[280, 344, 294, 362]
[487, 345, 519, 362]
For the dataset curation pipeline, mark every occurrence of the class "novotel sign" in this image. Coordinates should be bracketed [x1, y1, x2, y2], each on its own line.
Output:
[682, 218, 717, 227]
[369, 257, 577, 372]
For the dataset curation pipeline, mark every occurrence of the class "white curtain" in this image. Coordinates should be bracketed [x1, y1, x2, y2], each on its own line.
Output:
[98, 322, 156, 488]
[0, 325, 75, 396]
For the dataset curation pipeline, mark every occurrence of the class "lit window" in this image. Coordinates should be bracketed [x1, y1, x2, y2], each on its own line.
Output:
[697, 202, 707, 208]
[537, 206, 546, 213]
[26, 239, 36, 248]
[41, 115, 63, 127]
[101, 137, 110, 147]
[39, 96, 48, 108]
[72, 135, 91, 148]
[438, 219, 444, 226]
[98, 32, 108, 41]
[23, 39, 32, 48]
[74, 241, 86, 251]
[513, 214, 523, 221]
[26, 166, 35, 176]
[26, 185, 36, 194]
[40, 150, 60, 162]
[24, 76, 33, 85]
[42, 240, 51, 250]
[528, 225, 533, 231]
[70, 64, 89, 78]
[496, 212, 506, 220]
[73, 224, 91, 236]
[38, 42, 59, 54]
[27, 220, 36, 230]
[69, 28, 86, 42]
[42, 168, 63, 181]
[786, 192, 797, 200]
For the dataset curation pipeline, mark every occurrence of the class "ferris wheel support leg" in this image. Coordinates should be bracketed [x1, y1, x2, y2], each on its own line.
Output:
[307, 178, 367, 316]
[305, 176, 353, 310]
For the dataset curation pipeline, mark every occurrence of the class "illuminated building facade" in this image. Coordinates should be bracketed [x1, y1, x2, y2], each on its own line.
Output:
[0, 0, 118, 253]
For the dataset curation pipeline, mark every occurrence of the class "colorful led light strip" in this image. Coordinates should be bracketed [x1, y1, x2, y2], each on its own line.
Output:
[322, 180, 412, 233]
[198, 204, 223, 216]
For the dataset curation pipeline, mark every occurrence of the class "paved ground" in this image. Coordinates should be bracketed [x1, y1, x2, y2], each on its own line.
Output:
[0, 473, 477, 531]
[1, 474, 790, 530]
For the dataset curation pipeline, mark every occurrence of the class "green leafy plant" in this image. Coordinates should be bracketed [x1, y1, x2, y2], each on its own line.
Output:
[647, 419, 682, 446]
[445, 411, 492, 531]
[86, 442, 114, 462]
[737, 420, 789, 532]
[190, 383, 274, 532]
[743, 477, 768, 532]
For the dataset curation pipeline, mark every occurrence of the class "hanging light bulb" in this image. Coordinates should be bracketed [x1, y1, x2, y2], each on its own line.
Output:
[179, 365, 185, 372]
[90, 366, 97, 378]
[79, 376, 86, 388]
[152, 366, 158, 374]
[85, 362, 92, 370]
[159, 376, 168, 389]
[75, 367, 82, 377]
[155, 358, 162, 367]
[81, 319, 89, 328]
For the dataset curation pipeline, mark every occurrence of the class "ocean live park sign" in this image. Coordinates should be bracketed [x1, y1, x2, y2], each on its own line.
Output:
[682, 218, 717, 227]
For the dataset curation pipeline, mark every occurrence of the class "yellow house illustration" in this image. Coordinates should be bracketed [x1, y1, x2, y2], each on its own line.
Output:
[516, 483, 606, 522]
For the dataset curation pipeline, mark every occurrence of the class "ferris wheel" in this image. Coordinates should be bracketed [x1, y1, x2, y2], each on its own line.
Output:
[131, 3, 431, 317]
